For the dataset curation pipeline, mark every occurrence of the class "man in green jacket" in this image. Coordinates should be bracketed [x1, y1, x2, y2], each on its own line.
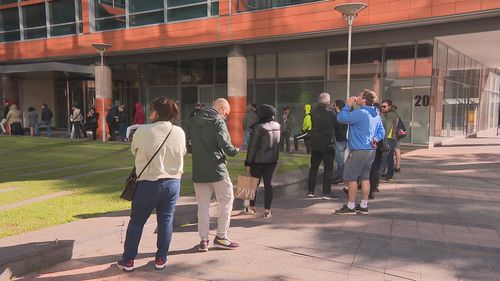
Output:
[188, 98, 239, 252]
[380, 99, 399, 182]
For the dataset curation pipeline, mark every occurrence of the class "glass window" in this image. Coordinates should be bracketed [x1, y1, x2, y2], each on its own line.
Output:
[143, 62, 178, 86]
[130, 11, 164, 26]
[49, 0, 78, 36]
[94, 0, 125, 30]
[278, 51, 325, 81]
[277, 81, 323, 135]
[0, 8, 19, 31]
[255, 83, 275, 107]
[329, 48, 382, 80]
[211, 1, 219, 16]
[23, 4, 46, 28]
[436, 41, 447, 76]
[0, 0, 18, 4]
[95, 16, 126, 31]
[0, 8, 20, 42]
[215, 57, 227, 84]
[256, 54, 276, 81]
[168, 0, 205, 7]
[95, 0, 125, 18]
[129, 0, 163, 13]
[167, 4, 207, 22]
[247, 55, 255, 80]
[180, 59, 213, 85]
[50, 0, 76, 24]
[385, 44, 415, 78]
[446, 48, 459, 81]
[23, 4, 47, 39]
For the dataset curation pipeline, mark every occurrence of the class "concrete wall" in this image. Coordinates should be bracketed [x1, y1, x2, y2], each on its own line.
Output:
[18, 73, 55, 127]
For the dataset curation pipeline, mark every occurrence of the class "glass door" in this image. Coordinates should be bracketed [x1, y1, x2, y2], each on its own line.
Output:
[198, 85, 215, 105]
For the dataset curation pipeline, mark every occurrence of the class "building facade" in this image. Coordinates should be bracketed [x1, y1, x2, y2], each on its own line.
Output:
[1, 0, 499, 146]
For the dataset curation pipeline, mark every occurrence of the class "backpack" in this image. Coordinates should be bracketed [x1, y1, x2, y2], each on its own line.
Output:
[396, 117, 407, 139]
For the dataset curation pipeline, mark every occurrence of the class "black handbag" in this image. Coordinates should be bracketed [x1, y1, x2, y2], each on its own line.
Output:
[120, 126, 173, 201]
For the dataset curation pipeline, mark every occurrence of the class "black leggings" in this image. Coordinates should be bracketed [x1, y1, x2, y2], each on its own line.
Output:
[249, 163, 278, 210]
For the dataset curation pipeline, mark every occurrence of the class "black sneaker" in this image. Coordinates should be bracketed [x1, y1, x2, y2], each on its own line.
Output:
[332, 177, 344, 185]
[322, 193, 339, 200]
[343, 187, 349, 194]
[368, 193, 375, 199]
[356, 205, 369, 215]
[334, 205, 356, 215]
[117, 259, 134, 272]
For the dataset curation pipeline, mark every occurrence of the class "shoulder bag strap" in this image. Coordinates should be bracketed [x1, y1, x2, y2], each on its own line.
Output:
[137, 124, 173, 179]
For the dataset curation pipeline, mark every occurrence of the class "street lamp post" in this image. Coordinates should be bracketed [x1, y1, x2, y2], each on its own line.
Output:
[335, 2, 368, 101]
[91, 43, 112, 142]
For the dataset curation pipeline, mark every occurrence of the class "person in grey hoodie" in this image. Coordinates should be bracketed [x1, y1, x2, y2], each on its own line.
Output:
[188, 98, 239, 252]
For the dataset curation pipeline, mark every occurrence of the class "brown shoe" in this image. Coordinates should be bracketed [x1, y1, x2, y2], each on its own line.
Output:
[198, 239, 209, 252]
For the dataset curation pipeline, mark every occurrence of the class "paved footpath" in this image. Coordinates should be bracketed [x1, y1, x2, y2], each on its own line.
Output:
[16, 138, 500, 281]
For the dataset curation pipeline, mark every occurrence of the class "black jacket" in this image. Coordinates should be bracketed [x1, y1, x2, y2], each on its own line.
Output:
[87, 112, 99, 127]
[309, 103, 338, 151]
[335, 122, 348, 142]
[245, 121, 281, 165]
[41, 107, 53, 122]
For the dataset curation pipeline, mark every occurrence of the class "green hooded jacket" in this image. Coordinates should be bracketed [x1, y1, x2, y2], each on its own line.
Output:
[302, 104, 312, 132]
[188, 107, 238, 183]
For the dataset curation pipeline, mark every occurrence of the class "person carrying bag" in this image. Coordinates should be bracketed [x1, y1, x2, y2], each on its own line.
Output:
[117, 97, 186, 272]
[243, 104, 281, 219]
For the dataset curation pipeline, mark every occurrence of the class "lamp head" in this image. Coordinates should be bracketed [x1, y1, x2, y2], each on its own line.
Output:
[91, 43, 112, 52]
[335, 2, 368, 19]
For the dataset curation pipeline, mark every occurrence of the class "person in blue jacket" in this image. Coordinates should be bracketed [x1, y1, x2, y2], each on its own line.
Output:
[334, 89, 385, 215]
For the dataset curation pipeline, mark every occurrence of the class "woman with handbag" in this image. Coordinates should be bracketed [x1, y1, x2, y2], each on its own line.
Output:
[244, 104, 281, 218]
[117, 97, 186, 272]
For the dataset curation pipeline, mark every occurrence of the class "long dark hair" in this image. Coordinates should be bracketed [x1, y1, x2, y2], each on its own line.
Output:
[152, 97, 180, 124]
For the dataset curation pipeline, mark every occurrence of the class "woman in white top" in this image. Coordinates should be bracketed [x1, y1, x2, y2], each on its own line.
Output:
[117, 97, 186, 272]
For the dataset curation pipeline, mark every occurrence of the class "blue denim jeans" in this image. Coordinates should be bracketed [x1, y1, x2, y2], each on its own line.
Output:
[380, 138, 398, 178]
[335, 141, 347, 178]
[123, 178, 180, 261]
[243, 128, 252, 150]
[36, 120, 51, 137]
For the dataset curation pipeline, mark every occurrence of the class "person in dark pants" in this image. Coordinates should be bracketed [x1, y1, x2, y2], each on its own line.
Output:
[332, 100, 348, 184]
[293, 103, 312, 154]
[116, 104, 128, 141]
[37, 103, 53, 137]
[244, 104, 281, 218]
[307, 93, 339, 200]
[84, 106, 99, 140]
[117, 97, 186, 272]
[106, 105, 118, 141]
[369, 103, 384, 199]
[279, 105, 294, 153]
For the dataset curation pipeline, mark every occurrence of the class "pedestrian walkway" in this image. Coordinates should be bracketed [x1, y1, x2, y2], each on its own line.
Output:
[5, 137, 500, 281]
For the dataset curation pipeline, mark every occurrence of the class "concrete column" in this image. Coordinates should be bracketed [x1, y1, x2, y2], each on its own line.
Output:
[227, 45, 247, 147]
[95, 65, 112, 141]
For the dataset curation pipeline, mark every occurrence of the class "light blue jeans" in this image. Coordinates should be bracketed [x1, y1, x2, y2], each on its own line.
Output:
[335, 141, 347, 179]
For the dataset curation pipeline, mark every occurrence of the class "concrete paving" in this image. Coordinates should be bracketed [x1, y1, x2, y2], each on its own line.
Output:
[4, 137, 500, 281]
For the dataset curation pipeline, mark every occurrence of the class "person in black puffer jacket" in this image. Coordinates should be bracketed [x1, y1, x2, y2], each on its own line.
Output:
[244, 104, 281, 219]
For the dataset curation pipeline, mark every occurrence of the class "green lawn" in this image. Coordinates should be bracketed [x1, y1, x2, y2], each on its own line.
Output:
[0, 136, 309, 238]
